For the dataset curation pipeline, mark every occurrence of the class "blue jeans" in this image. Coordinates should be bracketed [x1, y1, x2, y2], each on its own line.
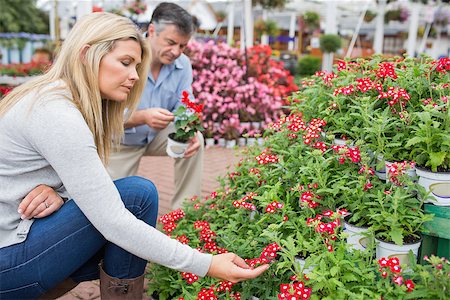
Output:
[0, 176, 158, 299]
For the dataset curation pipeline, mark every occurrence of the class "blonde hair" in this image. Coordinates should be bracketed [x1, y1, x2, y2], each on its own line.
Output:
[0, 12, 150, 162]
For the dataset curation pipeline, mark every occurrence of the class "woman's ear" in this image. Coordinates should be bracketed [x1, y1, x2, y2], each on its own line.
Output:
[79, 44, 91, 64]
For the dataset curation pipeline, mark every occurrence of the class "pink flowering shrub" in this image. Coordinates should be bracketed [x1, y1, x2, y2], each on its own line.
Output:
[187, 41, 298, 139]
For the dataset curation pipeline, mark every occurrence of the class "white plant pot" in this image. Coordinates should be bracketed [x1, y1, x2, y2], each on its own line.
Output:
[251, 121, 261, 129]
[374, 155, 386, 181]
[344, 220, 370, 251]
[205, 138, 215, 147]
[217, 138, 225, 147]
[238, 137, 246, 147]
[166, 137, 189, 158]
[250, 297, 260, 300]
[375, 237, 421, 266]
[247, 137, 256, 146]
[294, 256, 315, 274]
[333, 138, 353, 147]
[416, 168, 450, 206]
[225, 139, 236, 149]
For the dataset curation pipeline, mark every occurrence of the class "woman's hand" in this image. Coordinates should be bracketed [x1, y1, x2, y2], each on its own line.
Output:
[18, 185, 65, 219]
[184, 133, 201, 158]
[206, 253, 269, 283]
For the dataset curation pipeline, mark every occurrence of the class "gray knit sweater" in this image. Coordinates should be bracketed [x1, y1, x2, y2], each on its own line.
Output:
[0, 82, 212, 276]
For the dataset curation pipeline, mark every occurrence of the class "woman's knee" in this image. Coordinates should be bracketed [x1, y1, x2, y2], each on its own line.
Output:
[114, 176, 158, 220]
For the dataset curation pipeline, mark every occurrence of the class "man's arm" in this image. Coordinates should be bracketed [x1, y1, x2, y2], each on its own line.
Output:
[125, 108, 174, 130]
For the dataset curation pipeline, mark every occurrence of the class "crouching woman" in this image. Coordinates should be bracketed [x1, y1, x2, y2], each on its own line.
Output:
[0, 12, 268, 299]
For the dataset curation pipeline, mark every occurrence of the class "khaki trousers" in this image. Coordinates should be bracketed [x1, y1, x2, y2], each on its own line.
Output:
[107, 123, 203, 210]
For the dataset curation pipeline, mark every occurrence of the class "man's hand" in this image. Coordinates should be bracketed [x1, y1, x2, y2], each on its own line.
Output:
[126, 108, 174, 130]
[207, 253, 269, 283]
[18, 185, 65, 219]
[184, 133, 201, 158]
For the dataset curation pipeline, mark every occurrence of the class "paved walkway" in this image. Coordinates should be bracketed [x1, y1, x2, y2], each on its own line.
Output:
[56, 147, 242, 299]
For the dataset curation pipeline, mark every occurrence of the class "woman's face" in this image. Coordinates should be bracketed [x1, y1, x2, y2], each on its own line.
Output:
[98, 39, 142, 102]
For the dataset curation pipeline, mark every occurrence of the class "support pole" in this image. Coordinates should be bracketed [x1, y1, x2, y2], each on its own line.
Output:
[374, 0, 386, 54]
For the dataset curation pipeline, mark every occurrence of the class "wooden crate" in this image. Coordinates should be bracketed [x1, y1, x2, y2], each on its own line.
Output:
[419, 204, 450, 262]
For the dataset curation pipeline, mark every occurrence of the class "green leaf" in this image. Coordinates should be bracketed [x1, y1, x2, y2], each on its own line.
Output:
[389, 227, 403, 245]
[330, 266, 339, 276]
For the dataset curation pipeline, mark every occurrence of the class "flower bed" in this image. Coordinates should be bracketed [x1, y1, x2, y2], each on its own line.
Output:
[146, 55, 450, 299]
[187, 41, 298, 142]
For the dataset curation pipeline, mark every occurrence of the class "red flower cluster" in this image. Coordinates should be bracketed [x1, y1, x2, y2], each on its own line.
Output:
[228, 171, 241, 180]
[249, 168, 261, 178]
[193, 220, 227, 254]
[256, 149, 279, 165]
[300, 190, 320, 209]
[377, 86, 410, 109]
[0, 86, 13, 97]
[287, 115, 306, 133]
[435, 57, 450, 73]
[195, 285, 240, 300]
[356, 77, 378, 93]
[302, 118, 326, 145]
[376, 62, 398, 79]
[176, 235, 190, 244]
[181, 90, 203, 114]
[232, 192, 258, 211]
[386, 161, 416, 186]
[245, 242, 281, 267]
[159, 209, 185, 234]
[197, 286, 217, 300]
[216, 280, 235, 293]
[307, 209, 346, 252]
[333, 84, 355, 96]
[312, 141, 327, 152]
[265, 200, 284, 213]
[378, 257, 415, 292]
[315, 71, 338, 87]
[181, 272, 199, 284]
[331, 145, 361, 164]
[278, 281, 312, 300]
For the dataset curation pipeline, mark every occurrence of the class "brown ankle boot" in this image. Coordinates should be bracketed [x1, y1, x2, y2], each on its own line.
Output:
[99, 261, 144, 299]
[39, 278, 78, 299]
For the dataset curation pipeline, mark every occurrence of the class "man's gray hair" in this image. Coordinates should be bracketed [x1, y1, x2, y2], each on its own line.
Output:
[150, 2, 195, 36]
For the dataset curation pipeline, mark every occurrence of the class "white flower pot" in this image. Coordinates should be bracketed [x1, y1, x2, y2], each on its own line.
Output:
[374, 155, 386, 181]
[238, 137, 246, 147]
[225, 139, 236, 149]
[251, 122, 261, 129]
[416, 168, 450, 206]
[166, 136, 189, 158]
[205, 138, 215, 147]
[250, 297, 260, 300]
[217, 138, 225, 147]
[333, 138, 353, 147]
[343, 220, 370, 251]
[247, 137, 256, 146]
[375, 237, 421, 266]
[294, 256, 315, 274]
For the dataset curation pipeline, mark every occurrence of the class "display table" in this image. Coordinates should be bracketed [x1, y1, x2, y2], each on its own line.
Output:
[420, 204, 450, 261]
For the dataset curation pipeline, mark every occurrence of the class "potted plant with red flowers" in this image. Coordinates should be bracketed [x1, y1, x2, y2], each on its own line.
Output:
[166, 91, 204, 158]
[367, 185, 433, 266]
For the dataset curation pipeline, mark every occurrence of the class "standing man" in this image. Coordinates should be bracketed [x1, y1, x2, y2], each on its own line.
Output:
[107, 2, 203, 210]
